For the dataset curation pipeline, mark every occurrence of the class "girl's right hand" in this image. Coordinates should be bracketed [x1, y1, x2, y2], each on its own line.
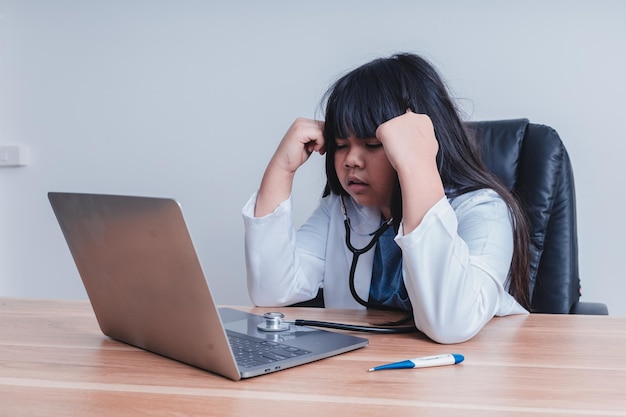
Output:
[255, 118, 325, 217]
[271, 118, 325, 174]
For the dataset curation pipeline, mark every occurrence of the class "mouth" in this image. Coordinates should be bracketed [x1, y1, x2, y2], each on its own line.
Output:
[347, 176, 366, 186]
[346, 177, 368, 193]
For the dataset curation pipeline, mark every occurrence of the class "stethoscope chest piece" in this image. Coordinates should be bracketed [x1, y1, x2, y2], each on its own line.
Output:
[257, 312, 291, 332]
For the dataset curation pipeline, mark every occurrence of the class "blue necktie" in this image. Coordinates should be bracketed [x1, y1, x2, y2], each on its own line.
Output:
[368, 226, 412, 312]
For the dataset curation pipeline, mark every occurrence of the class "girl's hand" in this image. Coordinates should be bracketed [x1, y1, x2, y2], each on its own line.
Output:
[255, 118, 325, 217]
[271, 118, 325, 174]
[375, 110, 438, 174]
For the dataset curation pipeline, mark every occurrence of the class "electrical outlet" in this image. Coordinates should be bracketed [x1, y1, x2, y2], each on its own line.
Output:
[0, 145, 29, 167]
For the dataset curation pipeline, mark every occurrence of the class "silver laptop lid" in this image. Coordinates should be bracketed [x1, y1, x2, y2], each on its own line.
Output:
[48, 192, 241, 380]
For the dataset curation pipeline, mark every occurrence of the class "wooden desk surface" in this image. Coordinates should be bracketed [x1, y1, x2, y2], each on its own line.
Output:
[1, 298, 625, 417]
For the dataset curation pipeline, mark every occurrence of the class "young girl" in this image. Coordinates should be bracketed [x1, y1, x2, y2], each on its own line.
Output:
[242, 53, 531, 344]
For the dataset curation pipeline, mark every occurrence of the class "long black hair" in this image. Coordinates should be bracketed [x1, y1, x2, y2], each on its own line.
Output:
[322, 53, 531, 310]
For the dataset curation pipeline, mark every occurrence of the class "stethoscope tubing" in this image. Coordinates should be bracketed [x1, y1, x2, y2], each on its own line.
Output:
[341, 195, 394, 309]
[293, 319, 417, 334]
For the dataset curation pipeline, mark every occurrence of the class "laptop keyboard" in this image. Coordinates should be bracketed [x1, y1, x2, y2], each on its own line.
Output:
[227, 332, 311, 369]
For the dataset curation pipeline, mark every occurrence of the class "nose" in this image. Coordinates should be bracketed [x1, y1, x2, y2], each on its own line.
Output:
[343, 145, 363, 168]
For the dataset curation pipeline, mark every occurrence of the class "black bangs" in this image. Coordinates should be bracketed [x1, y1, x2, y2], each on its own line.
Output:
[324, 58, 410, 140]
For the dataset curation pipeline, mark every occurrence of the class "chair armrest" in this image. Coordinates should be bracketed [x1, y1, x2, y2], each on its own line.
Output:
[569, 301, 609, 315]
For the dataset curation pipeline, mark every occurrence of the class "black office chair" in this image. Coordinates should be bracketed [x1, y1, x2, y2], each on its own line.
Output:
[294, 119, 608, 315]
[468, 119, 607, 314]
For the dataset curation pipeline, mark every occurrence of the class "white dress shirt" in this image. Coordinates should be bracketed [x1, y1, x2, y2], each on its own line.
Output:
[242, 188, 527, 344]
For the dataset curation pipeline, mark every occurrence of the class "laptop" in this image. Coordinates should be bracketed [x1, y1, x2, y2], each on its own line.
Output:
[48, 192, 368, 380]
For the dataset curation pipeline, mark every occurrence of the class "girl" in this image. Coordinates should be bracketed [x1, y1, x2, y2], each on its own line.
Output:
[242, 53, 530, 344]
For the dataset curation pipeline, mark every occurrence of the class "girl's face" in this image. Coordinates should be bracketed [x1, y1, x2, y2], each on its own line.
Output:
[334, 135, 396, 220]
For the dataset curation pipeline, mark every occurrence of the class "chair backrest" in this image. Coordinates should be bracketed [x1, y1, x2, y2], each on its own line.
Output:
[466, 119, 580, 313]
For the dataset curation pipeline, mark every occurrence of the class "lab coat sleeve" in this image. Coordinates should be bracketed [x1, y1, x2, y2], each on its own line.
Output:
[242, 192, 329, 307]
[396, 191, 528, 344]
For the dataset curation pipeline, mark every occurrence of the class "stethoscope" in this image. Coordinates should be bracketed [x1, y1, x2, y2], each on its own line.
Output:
[257, 311, 415, 334]
[257, 196, 416, 334]
[340, 194, 393, 309]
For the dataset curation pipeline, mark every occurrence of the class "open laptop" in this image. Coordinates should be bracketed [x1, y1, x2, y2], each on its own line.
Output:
[48, 192, 368, 380]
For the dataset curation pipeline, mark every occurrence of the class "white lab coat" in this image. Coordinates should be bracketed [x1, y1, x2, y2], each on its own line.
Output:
[242, 188, 527, 344]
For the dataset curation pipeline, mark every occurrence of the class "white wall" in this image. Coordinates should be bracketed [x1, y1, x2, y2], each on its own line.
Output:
[1, 0, 624, 315]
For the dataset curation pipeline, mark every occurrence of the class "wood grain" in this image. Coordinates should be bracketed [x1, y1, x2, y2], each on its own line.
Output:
[1, 298, 625, 416]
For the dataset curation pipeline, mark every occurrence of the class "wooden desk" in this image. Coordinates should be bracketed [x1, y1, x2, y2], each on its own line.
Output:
[1, 298, 625, 417]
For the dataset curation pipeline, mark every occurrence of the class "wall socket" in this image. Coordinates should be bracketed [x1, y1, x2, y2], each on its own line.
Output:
[0, 145, 29, 167]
